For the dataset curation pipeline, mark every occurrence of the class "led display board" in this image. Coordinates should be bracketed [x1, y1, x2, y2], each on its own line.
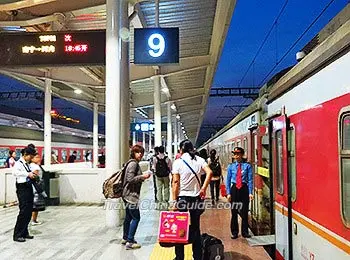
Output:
[0, 30, 105, 66]
[134, 28, 179, 65]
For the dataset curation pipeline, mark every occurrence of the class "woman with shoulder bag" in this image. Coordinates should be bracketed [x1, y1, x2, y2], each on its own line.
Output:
[171, 139, 213, 260]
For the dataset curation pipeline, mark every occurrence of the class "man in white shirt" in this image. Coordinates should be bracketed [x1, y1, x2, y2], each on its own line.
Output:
[12, 146, 37, 242]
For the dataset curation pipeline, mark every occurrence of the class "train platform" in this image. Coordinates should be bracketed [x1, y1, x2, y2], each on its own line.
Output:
[0, 177, 271, 260]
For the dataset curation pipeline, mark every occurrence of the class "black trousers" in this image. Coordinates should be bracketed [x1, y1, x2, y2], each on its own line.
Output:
[13, 182, 34, 239]
[230, 183, 249, 236]
[175, 196, 202, 260]
[210, 179, 220, 201]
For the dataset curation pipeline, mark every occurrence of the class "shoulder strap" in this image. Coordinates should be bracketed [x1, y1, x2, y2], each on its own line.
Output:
[19, 160, 31, 172]
[181, 158, 201, 187]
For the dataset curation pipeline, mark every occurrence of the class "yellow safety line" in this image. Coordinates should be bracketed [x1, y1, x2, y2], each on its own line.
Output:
[149, 243, 193, 260]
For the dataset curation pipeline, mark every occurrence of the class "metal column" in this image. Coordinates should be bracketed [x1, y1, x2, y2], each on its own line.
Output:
[153, 75, 162, 146]
[106, 0, 122, 173]
[120, 0, 130, 165]
[142, 132, 146, 149]
[132, 131, 136, 145]
[167, 103, 172, 159]
[149, 132, 152, 152]
[174, 117, 178, 158]
[44, 74, 52, 167]
[93, 103, 99, 168]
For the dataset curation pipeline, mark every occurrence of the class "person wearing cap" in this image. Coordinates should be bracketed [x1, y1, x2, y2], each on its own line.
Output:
[226, 147, 253, 239]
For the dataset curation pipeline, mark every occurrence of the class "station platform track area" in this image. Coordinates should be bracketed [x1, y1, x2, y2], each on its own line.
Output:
[0, 180, 271, 260]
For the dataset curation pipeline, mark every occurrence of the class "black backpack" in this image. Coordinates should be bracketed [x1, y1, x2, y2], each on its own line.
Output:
[209, 158, 221, 177]
[155, 156, 170, 177]
[201, 233, 225, 260]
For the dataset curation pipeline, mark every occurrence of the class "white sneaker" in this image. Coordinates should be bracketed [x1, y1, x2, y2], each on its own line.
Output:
[31, 221, 42, 226]
[125, 242, 141, 250]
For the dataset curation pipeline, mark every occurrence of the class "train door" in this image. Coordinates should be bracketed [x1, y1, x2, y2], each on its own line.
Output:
[270, 115, 292, 260]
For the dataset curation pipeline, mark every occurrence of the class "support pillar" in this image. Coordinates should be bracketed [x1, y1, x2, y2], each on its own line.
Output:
[173, 117, 178, 159]
[167, 103, 172, 159]
[149, 132, 152, 152]
[93, 103, 99, 168]
[106, 0, 122, 173]
[132, 132, 136, 145]
[44, 74, 52, 167]
[105, 0, 125, 228]
[120, 0, 130, 164]
[153, 75, 162, 146]
[142, 132, 146, 149]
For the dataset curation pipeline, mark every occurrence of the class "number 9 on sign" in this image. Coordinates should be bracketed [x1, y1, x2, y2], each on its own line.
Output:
[148, 33, 165, 58]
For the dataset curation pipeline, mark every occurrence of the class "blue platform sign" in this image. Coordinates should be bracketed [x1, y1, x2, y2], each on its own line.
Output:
[131, 122, 167, 132]
[134, 28, 179, 65]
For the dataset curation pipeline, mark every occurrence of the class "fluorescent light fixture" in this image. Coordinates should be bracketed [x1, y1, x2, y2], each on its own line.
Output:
[176, 115, 180, 119]
[27, 123, 32, 127]
[72, 132, 76, 135]
[74, 89, 82, 94]
[181, 126, 185, 129]
[171, 104, 176, 110]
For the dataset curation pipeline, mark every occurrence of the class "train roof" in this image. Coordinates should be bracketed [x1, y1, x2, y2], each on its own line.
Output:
[267, 4, 350, 103]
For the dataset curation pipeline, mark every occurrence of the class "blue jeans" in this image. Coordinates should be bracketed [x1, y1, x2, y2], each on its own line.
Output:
[123, 201, 140, 242]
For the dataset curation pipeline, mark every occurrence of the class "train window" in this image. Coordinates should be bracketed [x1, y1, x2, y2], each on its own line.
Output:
[0, 148, 10, 167]
[288, 125, 297, 202]
[15, 148, 22, 160]
[276, 130, 284, 194]
[340, 113, 350, 226]
[243, 138, 248, 154]
[76, 150, 82, 160]
[61, 149, 67, 162]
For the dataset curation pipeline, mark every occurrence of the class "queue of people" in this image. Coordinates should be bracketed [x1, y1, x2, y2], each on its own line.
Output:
[119, 140, 253, 260]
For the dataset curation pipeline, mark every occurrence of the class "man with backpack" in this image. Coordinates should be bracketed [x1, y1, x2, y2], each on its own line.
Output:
[208, 149, 222, 204]
[152, 146, 172, 210]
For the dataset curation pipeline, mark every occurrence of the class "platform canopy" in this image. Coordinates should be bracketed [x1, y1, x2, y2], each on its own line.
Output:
[0, 0, 236, 142]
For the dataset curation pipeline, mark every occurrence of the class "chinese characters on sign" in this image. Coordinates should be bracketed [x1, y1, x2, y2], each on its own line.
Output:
[158, 211, 189, 244]
[22, 34, 57, 54]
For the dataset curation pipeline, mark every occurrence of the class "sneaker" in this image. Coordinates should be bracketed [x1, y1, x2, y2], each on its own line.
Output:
[121, 239, 127, 245]
[125, 242, 141, 250]
[31, 221, 42, 226]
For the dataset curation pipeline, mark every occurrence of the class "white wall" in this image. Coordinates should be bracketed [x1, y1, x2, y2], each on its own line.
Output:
[0, 161, 149, 205]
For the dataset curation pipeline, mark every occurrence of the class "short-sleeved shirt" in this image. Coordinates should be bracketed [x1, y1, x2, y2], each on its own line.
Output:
[172, 153, 208, 197]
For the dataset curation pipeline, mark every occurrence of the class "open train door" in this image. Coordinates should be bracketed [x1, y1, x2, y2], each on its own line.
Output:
[270, 114, 293, 260]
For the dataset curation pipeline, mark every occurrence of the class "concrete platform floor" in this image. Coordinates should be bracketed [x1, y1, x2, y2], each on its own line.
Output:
[0, 180, 271, 260]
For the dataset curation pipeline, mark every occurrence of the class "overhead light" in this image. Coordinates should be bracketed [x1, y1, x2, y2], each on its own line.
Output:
[27, 123, 32, 127]
[52, 127, 55, 131]
[183, 130, 186, 134]
[88, 134, 92, 137]
[74, 89, 82, 94]
[72, 132, 76, 135]
[176, 115, 180, 119]
[181, 126, 185, 130]
[180, 122, 183, 126]
[171, 104, 176, 110]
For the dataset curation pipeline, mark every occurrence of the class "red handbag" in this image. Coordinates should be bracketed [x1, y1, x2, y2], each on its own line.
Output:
[220, 177, 227, 197]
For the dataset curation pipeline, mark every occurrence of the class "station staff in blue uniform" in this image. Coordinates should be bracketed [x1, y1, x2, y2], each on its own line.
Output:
[12, 146, 37, 242]
[226, 147, 253, 239]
